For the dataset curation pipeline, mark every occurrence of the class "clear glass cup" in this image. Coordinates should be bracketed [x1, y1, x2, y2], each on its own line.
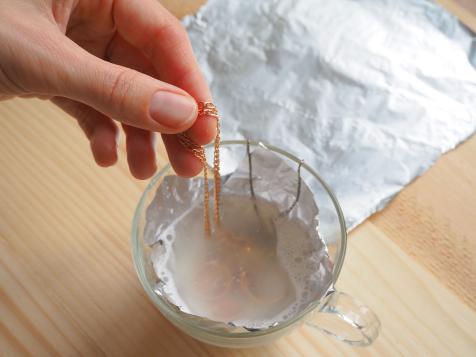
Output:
[131, 140, 380, 348]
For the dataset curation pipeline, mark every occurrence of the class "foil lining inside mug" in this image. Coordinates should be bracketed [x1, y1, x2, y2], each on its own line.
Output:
[144, 148, 334, 332]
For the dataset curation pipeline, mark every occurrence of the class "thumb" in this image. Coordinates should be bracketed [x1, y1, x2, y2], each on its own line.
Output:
[55, 38, 198, 134]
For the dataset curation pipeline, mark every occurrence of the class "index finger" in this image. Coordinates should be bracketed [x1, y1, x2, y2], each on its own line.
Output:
[113, 0, 217, 145]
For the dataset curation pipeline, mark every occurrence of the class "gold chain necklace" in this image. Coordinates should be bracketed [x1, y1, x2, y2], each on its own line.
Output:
[178, 102, 221, 237]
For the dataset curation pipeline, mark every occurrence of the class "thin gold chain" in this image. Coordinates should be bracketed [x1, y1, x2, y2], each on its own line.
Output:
[177, 133, 211, 235]
[178, 102, 220, 237]
[210, 106, 221, 227]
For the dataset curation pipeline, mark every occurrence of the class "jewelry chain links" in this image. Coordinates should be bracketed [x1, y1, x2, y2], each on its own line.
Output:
[178, 102, 220, 237]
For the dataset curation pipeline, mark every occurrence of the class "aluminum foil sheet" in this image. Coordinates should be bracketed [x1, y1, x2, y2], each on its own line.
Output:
[144, 148, 333, 332]
[183, 0, 476, 229]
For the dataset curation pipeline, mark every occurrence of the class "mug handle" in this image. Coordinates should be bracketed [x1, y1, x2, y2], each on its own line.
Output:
[305, 290, 381, 346]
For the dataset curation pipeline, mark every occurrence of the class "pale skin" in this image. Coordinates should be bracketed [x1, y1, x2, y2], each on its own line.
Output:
[0, 0, 215, 179]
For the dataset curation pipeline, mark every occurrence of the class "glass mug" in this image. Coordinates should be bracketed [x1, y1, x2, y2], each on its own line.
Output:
[131, 140, 380, 348]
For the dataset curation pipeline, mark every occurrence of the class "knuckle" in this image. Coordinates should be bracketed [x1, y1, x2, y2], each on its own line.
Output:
[77, 115, 96, 139]
[106, 68, 138, 110]
[54, 97, 97, 139]
[165, 23, 189, 50]
[164, 19, 188, 42]
[68, 106, 96, 138]
[0, 66, 25, 96]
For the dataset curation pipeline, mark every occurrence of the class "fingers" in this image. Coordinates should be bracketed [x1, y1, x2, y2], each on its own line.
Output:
[89, 119, 118, 167]
[52, 97, 118, 167]
[54, 96, 158, 179]
[184, 115, 219, 145]
[113, 0, 209, 98]
[122, 124, 157, 180]
[162, 134, 204, 178]
[105, 34, 204, 176]
[52, 34, 198, 135]
[113, 0, 217, 144]
[51, 2, 218, 177]
[105, 34, 156, 77]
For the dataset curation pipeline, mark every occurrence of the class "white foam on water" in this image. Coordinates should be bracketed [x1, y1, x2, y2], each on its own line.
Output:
[150, 194, 333, 329]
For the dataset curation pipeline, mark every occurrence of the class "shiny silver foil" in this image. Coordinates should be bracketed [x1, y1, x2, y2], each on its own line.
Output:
[144, 148, 333, 332]
[183, 0, 476, 229]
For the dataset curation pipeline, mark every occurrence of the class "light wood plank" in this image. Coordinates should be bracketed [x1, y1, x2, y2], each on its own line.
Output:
[437, 0, 476, 32]
[1, 95, 475, 357]
[159, 0, 206, 18]
[371, 137, 476, 310]
[1, 0, 476, 355]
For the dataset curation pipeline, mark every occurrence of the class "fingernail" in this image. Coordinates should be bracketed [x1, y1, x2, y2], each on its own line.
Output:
[149, 91, 197, 128]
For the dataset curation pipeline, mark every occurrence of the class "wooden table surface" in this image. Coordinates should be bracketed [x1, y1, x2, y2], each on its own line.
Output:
[1, 1, 475, 356]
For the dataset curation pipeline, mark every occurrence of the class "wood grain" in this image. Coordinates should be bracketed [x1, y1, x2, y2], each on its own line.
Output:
[159, 0, 206, 18]
[1, 0, 476, 356]
[437, 0, 476, 32]
[371, 137, 476, 310]
[1, 93, 475, 357]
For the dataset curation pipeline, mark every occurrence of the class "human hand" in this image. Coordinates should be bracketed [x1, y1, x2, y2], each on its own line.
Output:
[0, 0, 215, 178]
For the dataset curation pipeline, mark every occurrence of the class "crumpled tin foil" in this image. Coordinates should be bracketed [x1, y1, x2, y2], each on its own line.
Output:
[144, 148, 333, 332]
[183, 0, 476, 229]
